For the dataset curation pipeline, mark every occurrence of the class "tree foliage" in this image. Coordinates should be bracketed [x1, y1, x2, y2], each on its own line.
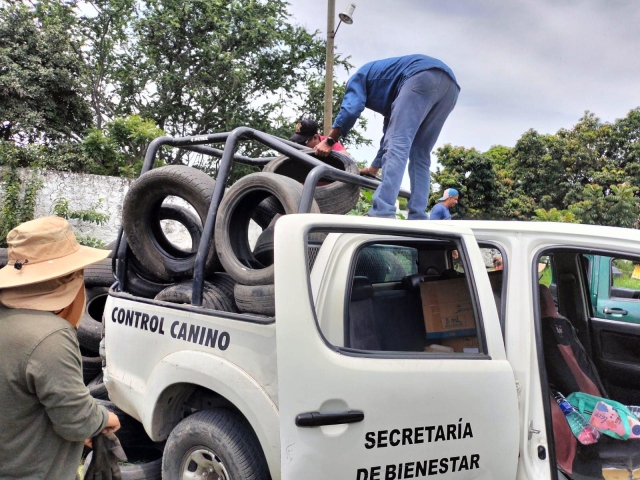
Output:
[1, 0, 370, 184]
[0, 156, 42, 246]
[433, 109, 640, 227]
[0, 0, 92, 143]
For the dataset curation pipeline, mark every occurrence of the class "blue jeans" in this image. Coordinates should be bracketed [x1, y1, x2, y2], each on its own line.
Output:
[368, 69, 459, 219]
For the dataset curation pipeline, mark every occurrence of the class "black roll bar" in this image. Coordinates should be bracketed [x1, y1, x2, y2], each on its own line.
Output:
[114, 127, 413, 308]
[298, 165, 410, 213]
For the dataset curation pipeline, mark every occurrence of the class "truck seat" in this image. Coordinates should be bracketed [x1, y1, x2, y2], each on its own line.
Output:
[348, 276, 380, 350]
[540, 284, 605, 397]
[539, 284, 640, 474]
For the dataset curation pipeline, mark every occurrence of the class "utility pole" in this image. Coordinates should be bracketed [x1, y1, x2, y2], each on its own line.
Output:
[323, 0, 336, 135]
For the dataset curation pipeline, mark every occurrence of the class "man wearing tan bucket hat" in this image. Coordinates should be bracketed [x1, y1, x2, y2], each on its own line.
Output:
[0, 216, 120, 479]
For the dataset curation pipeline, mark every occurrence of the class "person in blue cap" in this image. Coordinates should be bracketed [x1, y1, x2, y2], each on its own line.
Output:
[314, 54, 460, 219]
[430, 188, 459, 220]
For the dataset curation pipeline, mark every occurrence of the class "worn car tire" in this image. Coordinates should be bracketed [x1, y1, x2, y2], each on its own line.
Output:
[88, 373, 109, 400]
[77, 293, 109, 353]
[234, 284, 275, 316]
[84, 258, 114, 288]
[252, 215, 280, 267]
[262, 148, 360, 215]
[162, 409, 270, 480]
[94, 399, 156, 448]
[215, 172, 319, 286]
[120, 247, 174, 298]
[82, 349, 102, 385]
[123, 165, 218, 282]
[206, 272, 237, 303]
[154, 203, 203, 255]
[126, 267, 173, 299]
[155, 281, 236, 312]
[85, 446, 163, 480]
[253, 226, 274, 267]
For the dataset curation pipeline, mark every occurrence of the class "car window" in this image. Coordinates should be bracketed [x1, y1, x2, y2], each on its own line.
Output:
[538, 255, 553, 287]
[306, 233, 486, 356]
[354, 244, 418, 284]
[610, 258, 640, 300]
[582, 255, 640, 323]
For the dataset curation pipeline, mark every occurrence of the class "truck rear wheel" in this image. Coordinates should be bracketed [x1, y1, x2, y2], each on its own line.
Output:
[162, 409, 270, 480]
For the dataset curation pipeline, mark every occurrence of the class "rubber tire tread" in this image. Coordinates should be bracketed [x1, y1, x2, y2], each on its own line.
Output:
[252, 225, 274, 267]
[85, 259, 114, 288]
[155, 203, 203, 254]
[155, 281, 236, 312]
[77, 314, 102, 353]
[94, 399, 156, 448]
[234, 284, 275, 316]
[82, 354, 102, 385]
[77, 293, 109, 353]
[262, 148, 360, 215]
[215, 172, 320, 286]
[162, 409, 270, 480]
[206, 272, 237, 302]
[252, 214, 279, 267]
[87, 372, 108, 401]
[123, 165, 217, 282]
[86, 286, 109, 302]
[85, 449, 162, 480]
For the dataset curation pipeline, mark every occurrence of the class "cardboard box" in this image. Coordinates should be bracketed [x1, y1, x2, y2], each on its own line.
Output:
[420, 278, 476, 339]
[442, 336, 479, 353]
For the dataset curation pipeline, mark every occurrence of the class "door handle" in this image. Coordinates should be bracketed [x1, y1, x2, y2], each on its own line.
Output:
[295, 410, 364, 427]
[603, 307, 628, 315]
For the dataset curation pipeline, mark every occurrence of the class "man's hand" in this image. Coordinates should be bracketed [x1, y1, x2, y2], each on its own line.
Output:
[84, 412, 121, 448]
[359, 166, 380, 178]
[315, 139, 333, 157]
[102, 412, 120, 434]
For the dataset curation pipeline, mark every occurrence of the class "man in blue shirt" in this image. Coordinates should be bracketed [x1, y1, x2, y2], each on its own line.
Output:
[315, 54, 460, 219]
[429, 188, 459, 220]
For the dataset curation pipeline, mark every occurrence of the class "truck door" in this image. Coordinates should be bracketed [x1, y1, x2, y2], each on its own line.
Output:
[275, 215, 519, 480]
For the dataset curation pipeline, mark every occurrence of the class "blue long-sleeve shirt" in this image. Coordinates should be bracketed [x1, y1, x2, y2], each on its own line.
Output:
[333, 54, 458, 138]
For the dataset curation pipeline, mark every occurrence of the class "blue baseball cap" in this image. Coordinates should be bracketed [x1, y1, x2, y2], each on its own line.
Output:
[438, 188, 459, 201]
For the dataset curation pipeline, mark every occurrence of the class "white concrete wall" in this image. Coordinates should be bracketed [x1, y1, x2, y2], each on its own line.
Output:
[7, 169, 253, 249]
[33, 170, 133, 243]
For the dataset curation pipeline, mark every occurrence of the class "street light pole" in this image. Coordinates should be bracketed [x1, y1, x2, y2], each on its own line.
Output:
[323, 0, 336, 135]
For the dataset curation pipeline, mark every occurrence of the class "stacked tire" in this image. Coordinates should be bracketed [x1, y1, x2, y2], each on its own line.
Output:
[117, 150, 357, 317]
[214, 172, 321, 316]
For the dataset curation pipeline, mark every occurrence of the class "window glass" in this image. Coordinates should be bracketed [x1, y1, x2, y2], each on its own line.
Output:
[452, 247, 503, 274]
[610, 258, 640, 297]
[309, 232, 483, 356]
[538, 255, 553, 287]
[585, 255, 640, 323]
[354, 244, 418, 284]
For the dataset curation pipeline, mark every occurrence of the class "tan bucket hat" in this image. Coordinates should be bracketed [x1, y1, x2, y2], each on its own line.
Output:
[0, 216, 110, 289]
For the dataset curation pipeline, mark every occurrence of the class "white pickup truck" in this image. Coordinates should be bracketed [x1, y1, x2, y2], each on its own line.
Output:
[103, 214, 640, 480]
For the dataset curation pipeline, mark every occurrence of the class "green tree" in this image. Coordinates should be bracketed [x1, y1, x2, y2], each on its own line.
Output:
[0, 1, 91, 143]
[0, 156, 42, 246]
[431, 145, 499, 219]
[82, 114, 165, 177]
[533, 208, 579, 223]
[568, 183, 640, 228]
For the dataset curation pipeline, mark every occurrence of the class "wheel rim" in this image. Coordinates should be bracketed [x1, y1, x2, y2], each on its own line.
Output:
[181, 446, 230, 480]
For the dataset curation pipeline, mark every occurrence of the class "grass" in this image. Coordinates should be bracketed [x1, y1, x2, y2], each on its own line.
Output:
[613, 275, 640, 290]
[612, 258, 640, 290]
[539, 265, 552, 287]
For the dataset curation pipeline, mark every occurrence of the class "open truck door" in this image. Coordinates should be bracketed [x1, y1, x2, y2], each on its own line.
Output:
[275, 215, 520, 480]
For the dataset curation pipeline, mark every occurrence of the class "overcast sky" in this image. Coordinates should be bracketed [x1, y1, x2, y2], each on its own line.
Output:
[287, 0, 640, 183]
